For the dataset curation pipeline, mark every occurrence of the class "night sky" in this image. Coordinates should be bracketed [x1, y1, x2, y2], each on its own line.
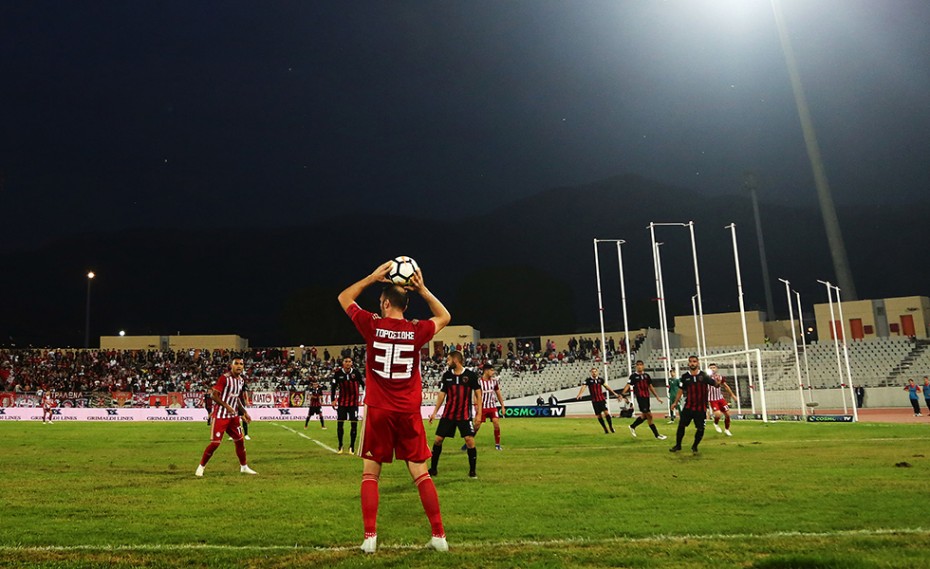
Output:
[2, 1, 930, 344]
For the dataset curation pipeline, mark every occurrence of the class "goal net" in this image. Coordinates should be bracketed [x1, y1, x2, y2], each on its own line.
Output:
[673, 348, 807, 421]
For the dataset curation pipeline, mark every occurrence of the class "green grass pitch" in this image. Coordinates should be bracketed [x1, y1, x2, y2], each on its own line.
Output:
[1, 418, 928, 568]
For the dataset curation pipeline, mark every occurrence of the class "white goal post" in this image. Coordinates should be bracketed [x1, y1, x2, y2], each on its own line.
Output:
[672, 348, 807, 423]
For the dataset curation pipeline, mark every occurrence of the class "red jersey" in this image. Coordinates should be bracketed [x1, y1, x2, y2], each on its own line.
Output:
[708, 374, 727, 401]
[627, 372, 653, 398]
[439, 368, 481, 420]
[479, 377, 501, 409]
[212, 373, 246, 419]
[347, 303, 435, 413]
[331, 368, 364, 406]
[584, 377, 608, 402]
[681, 371, 716, 412]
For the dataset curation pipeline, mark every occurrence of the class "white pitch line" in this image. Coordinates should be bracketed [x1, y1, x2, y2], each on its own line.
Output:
[272, 422, 339, 453]
[2, 527, 927, 554]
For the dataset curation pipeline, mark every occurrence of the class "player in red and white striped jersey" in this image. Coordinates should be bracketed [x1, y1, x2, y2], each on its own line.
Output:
[707, 364, 737, 437]
[195, 357, 256, 476]
[41, 390, 56, 424]
[473, 363, 505, 450]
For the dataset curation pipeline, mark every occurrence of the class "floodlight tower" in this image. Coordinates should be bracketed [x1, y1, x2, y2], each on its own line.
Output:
[772, 0, 857, 299]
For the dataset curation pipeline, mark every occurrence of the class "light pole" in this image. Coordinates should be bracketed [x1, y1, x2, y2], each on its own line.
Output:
[726, 223, 756, 410]
[817, 280, 858, 421]
[778, 278, 806, 417]
[84, 271, 95, 349]
[614, 240, 633, 377]
[649, 222, 707, 359]
[592, 240, 611, 385]
[772, 0, 857, 299]
[795, 290, 812, 401]
[832, 284, 858, 422]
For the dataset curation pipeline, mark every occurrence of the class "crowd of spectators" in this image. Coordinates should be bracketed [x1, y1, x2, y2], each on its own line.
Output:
[0, 347, 366, 395]
[0, 334, 645, 396]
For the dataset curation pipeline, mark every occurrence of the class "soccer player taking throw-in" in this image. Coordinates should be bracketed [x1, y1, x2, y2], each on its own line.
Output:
[338, 261, 451, 554]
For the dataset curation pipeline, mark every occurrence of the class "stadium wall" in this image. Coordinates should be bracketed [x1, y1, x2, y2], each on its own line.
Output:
[813, 296, 930, 341]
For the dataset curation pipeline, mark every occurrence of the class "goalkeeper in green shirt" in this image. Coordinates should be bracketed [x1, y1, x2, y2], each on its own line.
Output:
[667, 371, 682, 423]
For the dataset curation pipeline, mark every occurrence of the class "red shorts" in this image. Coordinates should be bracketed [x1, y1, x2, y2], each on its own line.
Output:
[710, 399, 729, 413]
[360, 406, 430, 464]
[211, 416, 243, 442]
[481, 408, 499, 421]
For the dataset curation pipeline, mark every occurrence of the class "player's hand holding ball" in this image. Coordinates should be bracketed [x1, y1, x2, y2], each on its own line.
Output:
[370, 260, 395, 284]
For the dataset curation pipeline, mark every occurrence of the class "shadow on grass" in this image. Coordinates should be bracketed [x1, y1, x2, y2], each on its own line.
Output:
[752, 555, 876, 569]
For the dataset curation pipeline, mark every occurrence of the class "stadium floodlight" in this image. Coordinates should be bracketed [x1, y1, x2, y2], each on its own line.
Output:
[119, 330, 126, 337]
[778, 278, 806, 418]
[772, 0, 857, 300]
[85, 270, 95, 349]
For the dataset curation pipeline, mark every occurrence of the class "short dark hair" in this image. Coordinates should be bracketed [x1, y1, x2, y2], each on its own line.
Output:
[381, 285, 409, 310]
[635, 359, 644, 365]
[449, 351, 464, 364]
[688, 355, 699, 360]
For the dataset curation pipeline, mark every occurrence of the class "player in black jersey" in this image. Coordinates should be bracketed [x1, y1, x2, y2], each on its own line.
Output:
[428, 351, 483, 478]
[668, 355, 719, 453]
[332, 357, 365, 454]
[304, 381, 327, 430]
[620, 360, 666, 440]
[575, 367, 623, 433]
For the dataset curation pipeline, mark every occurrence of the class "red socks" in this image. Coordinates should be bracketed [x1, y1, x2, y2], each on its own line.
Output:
[414, 473, 445, 538]
[361, 473, 379, 538]
[725, 416, 731, 429]
[234, 438, 248, 466]
[200, 441, 221, 466]
[494, 426, 501, 445]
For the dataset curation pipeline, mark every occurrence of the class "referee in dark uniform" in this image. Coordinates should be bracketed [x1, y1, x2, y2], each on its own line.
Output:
[669, 355, 719, 453]
[331, 357, 365, 454]
[428, 351, 483, 478]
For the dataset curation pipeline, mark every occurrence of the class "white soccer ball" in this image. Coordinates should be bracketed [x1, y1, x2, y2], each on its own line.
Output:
[388, 256, 419, 286]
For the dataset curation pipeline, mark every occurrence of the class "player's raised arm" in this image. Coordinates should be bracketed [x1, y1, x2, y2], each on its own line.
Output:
[338, 261, 394, 311]
[721, 381, 736, 402]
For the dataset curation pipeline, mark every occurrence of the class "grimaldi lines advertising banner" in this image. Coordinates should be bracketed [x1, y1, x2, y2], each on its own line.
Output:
[0, 390, 447, 421]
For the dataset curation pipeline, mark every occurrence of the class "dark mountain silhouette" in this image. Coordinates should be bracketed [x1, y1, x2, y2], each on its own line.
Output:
[3, 174, 927, 347]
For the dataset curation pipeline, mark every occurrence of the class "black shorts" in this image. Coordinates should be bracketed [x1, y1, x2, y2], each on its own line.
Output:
[307, 406, 322, 417]
[678, 409, 707, 431]
[591, 399, 608, 416]
[636, 396, 651, 413]
[337, 406, 359, 422]
[435, 417, 476, 439]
